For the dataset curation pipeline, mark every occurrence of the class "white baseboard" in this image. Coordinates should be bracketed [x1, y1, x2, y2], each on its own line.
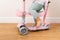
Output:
[0, 17, 60, 23]
[0, 17, 34, 23]
[46, 17, 60, 23]
[0, 17, 22, 23]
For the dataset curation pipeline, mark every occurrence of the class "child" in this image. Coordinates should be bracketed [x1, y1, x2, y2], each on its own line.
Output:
[29, 0, 45, 28]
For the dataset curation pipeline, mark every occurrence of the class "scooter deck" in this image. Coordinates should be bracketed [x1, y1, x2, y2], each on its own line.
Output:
[17, 22, 49, 31]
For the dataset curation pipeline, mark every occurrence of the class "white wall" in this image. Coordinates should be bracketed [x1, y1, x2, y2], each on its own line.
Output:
[0, 0, 60, 23]
[0, 0, 17, 17]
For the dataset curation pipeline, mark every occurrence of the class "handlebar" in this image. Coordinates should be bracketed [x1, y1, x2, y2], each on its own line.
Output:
[48, 1, 51, 4]
[23, 0, 25, 1]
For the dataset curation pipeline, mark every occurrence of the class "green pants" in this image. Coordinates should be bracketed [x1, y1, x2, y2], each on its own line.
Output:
[29, 2, 43, 19]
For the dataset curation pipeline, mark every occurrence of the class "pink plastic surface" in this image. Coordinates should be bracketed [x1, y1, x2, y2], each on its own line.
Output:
[27, 22, 49, 30]
[17, 23, 24, 28]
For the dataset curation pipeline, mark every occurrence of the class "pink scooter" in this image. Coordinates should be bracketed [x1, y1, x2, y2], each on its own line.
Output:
[17, 0, 51, 35]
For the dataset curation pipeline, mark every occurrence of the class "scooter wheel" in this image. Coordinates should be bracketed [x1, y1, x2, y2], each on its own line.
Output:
[44, 24, 50, 30]
[46, 25, 50, 30]
[19, 27, 28, 35]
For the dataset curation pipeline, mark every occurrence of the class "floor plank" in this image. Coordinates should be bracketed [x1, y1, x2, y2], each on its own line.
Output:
[0, 23, 60, 40]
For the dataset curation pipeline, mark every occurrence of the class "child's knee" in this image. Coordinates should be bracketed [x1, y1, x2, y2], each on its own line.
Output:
[29, 9, 38, 19]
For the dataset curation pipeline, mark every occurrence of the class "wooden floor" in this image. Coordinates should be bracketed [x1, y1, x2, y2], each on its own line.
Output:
[0, 23, 60, 40]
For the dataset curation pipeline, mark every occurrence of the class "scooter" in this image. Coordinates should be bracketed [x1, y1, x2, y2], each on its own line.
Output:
[17, 0, 51, 35]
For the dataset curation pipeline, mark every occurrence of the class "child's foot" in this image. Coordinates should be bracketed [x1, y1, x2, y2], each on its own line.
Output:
[35, 17, 41, 28]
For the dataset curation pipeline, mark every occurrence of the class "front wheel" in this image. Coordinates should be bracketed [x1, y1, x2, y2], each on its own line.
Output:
[19, 27, 28, 35]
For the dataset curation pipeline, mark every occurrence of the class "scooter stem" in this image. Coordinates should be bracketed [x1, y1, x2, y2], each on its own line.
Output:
[22, 0, 25, 24]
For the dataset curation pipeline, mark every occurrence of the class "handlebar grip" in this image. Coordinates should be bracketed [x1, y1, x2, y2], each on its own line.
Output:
[48, 1, 51, 4]
[23, 0, 25, 1]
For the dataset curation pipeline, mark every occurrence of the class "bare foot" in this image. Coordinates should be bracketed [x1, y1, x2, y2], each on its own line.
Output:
[35, 17, 41, 28]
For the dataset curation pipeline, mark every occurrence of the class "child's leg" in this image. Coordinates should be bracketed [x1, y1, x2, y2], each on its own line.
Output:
[29, 2, 43, 27]
[29, 9, 41, 27]
[35, 17, 41, 28]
